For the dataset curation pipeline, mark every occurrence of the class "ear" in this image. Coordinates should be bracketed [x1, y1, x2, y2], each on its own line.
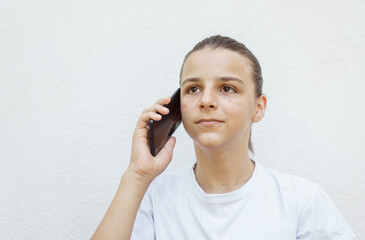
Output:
[252, 94, 267, 123]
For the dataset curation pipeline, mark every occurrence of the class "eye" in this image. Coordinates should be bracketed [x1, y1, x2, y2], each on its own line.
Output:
[221, 85, 236, 93]
[187, 86, 201, 94]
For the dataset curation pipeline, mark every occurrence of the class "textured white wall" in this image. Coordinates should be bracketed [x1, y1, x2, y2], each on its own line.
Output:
[1, 0, 364, 239]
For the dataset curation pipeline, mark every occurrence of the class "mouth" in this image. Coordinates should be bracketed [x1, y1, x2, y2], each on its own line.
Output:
[196, 118, 224, 127]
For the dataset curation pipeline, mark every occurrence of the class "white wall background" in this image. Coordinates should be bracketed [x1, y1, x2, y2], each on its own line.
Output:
[1, 0, 364, 239]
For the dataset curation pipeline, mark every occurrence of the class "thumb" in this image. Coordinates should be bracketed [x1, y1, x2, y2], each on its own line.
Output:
[155, 137, 176, 170]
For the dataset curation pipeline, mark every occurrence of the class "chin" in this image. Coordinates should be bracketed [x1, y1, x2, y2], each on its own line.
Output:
[193, 134, 228, 149]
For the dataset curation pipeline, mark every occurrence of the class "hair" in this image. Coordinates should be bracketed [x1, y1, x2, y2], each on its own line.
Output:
[179, 35, 263, 154]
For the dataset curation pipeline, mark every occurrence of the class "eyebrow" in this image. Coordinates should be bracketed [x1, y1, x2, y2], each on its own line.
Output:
[181, 76, 245, 87]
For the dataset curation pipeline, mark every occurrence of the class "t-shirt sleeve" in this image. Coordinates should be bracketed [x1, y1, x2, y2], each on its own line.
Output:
[131, 187, 155, 240]
[296, 184, 356, 240]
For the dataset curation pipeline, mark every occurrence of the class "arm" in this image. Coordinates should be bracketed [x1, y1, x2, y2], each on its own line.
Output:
[91, 96, 176, 240]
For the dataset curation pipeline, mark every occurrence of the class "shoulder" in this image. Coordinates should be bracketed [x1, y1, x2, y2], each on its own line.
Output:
[258, 163, 321, 197]
[148, 165, 193, 194]
[258, 163, 356, 239]
[256, 162, 325, 218]
[154, 165, 192, 183]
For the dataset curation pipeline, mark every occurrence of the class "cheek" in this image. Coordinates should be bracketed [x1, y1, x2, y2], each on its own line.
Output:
[180, 96, 196, 114]
[226, 101, 252, 120]
[180, 100, 192, 124]
[180, 99, 199, 138]
[180, 101, 188, 117]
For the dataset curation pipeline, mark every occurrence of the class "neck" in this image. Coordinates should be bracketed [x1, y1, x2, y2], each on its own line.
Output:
[193, 139, 255, 194]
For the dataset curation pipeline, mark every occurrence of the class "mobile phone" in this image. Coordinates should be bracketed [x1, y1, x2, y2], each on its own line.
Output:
[148, 88, 182, 156]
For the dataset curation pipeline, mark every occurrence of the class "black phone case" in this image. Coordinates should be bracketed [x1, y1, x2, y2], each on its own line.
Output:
[148, 88, 182, 156]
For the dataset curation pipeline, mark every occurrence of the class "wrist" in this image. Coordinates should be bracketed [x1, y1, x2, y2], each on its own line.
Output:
[123, 167, 154, 187]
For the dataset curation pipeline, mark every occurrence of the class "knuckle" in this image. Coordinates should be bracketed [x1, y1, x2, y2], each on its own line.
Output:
[140, 112, 149, 120]
[141, 107, 152, 115]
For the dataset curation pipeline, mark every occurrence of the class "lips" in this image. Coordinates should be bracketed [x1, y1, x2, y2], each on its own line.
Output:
[196, 118, 224, 126]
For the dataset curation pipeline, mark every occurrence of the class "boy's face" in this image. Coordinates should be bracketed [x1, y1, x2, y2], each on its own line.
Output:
[180, 47, 263, 150]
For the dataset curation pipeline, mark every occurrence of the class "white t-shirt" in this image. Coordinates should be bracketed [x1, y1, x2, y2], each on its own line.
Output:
[131, 160, 356, 239]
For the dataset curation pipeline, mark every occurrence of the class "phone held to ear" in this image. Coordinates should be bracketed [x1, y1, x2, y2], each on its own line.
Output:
[148, 88, 182, 157]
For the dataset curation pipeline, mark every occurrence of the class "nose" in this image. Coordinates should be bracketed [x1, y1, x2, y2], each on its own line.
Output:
[199, 88, 217, 110]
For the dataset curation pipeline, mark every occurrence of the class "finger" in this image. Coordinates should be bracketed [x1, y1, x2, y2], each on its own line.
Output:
[142, 104, 170, 116]
[136, 112, 162, 129]
[161, 136, 176, 156]
[156, 96, 171, 105]
[134, 96, 172, 134]
[155, 137, 176, 170]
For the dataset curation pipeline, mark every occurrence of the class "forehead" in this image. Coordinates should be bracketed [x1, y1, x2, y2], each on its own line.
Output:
[181, 47, 253, 83]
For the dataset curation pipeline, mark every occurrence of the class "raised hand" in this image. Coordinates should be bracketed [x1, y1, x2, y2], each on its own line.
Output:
[128, 96, 177, 184]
